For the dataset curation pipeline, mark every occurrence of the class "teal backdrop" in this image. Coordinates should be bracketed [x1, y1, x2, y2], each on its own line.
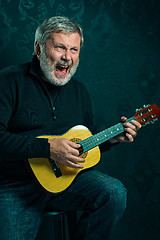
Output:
[0, 0, 160, 239]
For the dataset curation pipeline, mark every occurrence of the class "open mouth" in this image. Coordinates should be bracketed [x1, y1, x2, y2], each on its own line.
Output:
[55, 64, 70, 77]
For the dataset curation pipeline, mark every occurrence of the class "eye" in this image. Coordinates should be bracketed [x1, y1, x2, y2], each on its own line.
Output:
[71, 48, 78, 53]
[55, 46, 64, 52]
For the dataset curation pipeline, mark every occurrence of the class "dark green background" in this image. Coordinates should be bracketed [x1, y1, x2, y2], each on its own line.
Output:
[0, 0, 160, 239]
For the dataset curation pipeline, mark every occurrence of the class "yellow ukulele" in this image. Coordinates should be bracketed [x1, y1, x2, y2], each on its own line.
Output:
[27, 104, 160, 194]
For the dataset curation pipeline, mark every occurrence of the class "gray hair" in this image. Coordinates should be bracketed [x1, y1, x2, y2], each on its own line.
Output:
[34, 16, 84, 54]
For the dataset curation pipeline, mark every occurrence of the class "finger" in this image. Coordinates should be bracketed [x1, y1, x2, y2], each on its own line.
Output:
[123, 122, 137, 131]
[117, 133, 132, 142]
[63, 159, 84, 169]
[124, 120, 141, 130]
[124, 127, 137, 137]
[131, 120, 142, 130]
[121, 116, 127, 123]
[69, 155, 85, 164]
[125, 133, 134, 142]
[68, 140, 81, 149]
[68, 146, 80, 157]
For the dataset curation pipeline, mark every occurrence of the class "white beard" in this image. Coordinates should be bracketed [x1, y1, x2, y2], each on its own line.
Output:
[39, 49, 79, 86]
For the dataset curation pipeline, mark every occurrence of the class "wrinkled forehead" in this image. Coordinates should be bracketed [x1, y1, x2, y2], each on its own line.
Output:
[46, 31, 81, 47]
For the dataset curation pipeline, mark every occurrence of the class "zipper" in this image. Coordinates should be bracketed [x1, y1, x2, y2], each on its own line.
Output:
[52, 89, 61, 120]
[37, 77, 61, 120]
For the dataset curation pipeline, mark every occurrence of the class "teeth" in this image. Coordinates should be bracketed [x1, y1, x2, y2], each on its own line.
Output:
[58, 65, 68, 69]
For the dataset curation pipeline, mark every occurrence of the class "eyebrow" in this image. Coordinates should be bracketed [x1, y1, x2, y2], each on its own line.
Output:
[53, 42, 79, 49]
[46, 38, 80, 50]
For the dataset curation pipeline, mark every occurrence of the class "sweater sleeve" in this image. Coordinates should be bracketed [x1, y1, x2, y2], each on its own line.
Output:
[0, 76, 50, 162]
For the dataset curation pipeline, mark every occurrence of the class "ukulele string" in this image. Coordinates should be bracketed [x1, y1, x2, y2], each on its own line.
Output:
[78, 117, 135, 153]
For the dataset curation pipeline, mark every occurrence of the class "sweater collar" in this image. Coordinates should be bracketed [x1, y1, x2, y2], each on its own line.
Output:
[29, 55, 41, 79]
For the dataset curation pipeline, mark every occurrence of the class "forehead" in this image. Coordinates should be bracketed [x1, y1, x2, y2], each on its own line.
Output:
[47, 32, 81, 48]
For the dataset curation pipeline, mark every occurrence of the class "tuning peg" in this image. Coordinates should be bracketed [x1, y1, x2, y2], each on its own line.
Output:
[143, 121, 151, 126]
[144, 118, 158, 125]
[152, 118, 158, 122]
[151, 121, 155, 124]
[143, 104, 150, 108]
[144, 121, 152, 126]
[136, 108, 142, 112]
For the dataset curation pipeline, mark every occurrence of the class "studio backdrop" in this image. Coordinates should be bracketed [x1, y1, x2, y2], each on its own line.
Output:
[0, 0, 160, 239]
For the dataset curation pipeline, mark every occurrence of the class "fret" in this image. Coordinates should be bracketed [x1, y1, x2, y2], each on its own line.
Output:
[79, 117, 135, 153]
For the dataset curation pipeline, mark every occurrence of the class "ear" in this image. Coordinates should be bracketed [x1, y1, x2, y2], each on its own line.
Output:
[35, 41, 41, 59]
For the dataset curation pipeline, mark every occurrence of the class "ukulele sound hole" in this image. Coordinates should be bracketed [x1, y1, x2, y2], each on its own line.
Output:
[70, 138, 88, 159]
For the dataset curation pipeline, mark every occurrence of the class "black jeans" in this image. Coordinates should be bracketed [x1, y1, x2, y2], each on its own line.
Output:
[0, 169, 127, 240]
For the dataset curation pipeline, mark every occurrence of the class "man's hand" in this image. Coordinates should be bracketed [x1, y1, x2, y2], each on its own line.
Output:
[109, 116, 142, 144]
[48, 138, 85, 169]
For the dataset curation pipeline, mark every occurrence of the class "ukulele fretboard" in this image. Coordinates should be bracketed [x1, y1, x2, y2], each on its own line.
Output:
[79, 117, 135, 153]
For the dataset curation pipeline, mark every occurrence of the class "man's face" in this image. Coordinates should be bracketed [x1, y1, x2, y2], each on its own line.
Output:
[39, 32, 81, 86]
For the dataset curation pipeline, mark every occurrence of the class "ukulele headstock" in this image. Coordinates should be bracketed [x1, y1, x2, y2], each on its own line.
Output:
[134, 104, 160, 126]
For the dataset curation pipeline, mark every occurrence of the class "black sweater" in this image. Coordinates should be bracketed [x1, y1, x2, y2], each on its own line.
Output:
[0, 57, 111, 180]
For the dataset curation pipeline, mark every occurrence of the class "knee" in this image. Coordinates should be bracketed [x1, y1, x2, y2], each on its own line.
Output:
[109, 178, 127, 213]
[94, 176, 127, 216]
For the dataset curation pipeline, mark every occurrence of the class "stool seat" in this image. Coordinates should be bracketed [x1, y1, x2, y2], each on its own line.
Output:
[45, 210, 66, 216]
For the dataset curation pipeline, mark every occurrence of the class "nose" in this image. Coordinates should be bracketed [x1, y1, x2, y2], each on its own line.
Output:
[61, 50, 72, 61]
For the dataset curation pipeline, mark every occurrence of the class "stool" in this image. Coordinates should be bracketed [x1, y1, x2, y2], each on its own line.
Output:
[36, 211, 77, 240]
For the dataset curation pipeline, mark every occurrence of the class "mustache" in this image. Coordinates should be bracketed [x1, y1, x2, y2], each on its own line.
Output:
[56, 60, 72, 67]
